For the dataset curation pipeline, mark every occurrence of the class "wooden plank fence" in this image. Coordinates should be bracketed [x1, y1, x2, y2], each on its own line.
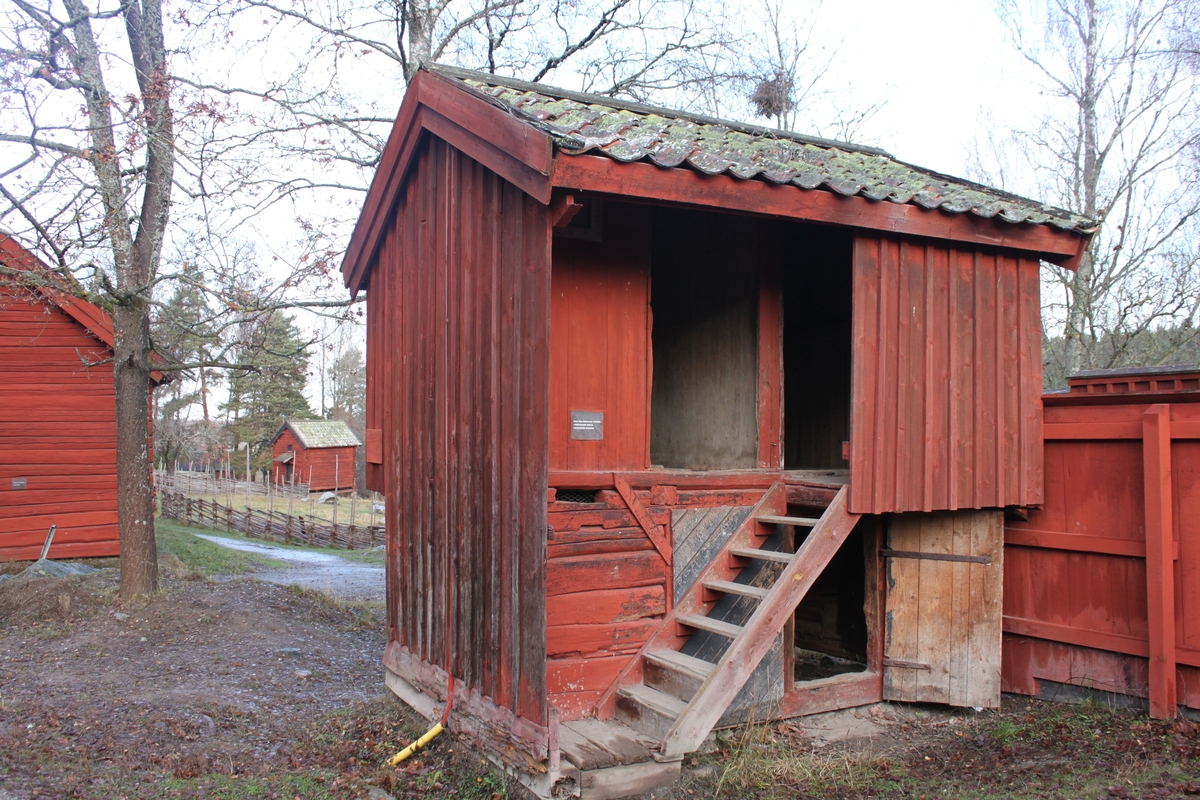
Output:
[1002, 380, 1200, 719]
[159, 490, 383, 550]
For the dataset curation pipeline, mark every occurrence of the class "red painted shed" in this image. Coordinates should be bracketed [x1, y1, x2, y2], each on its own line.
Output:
[271, 419, 360, 492]
[0, 235, 130, 561]
[343, 66, 1095, 797]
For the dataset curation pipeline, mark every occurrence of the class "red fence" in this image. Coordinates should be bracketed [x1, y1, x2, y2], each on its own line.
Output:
[1002, 370, 1200, 717]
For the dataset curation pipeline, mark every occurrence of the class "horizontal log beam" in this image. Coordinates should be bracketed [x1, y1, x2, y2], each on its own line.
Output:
[552, 155, 1083, 260]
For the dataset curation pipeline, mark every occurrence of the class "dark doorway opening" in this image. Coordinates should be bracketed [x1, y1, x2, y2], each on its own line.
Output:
[780, 226, 853, 470]
[791, 518, 868, 681]
[649, 207, 759, 470]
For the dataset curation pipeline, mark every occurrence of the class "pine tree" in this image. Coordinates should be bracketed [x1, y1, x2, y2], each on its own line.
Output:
[222, 311, 314, 473]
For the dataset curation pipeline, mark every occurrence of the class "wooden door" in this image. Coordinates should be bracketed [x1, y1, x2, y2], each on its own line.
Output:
[882, 510, 1003, 708]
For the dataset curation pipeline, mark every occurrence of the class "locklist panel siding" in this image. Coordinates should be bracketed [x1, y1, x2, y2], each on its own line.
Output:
[850, 237, 1043, 514]
[368, 137, 550, 725]
[0, 290, 117, 561]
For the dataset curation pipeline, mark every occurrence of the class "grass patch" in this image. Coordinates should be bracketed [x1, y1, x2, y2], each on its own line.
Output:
[157, 515, 385, 567]
[159, 772, 342, 799]
[691, 698, 1200, 799]
[156, 519, 288, 578]
[284, 584, 384, 630]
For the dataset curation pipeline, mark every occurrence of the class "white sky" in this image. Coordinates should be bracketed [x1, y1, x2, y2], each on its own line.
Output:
[291, 0, 1053, 409]
[810, 0, 1040, 176]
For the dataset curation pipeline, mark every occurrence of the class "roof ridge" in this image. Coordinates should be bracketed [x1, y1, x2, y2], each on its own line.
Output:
[426, 64, 1097, 234]
[429, 64, 893, 159]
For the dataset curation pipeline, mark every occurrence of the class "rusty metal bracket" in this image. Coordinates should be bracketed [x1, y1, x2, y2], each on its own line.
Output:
[880, 548, 992, 565]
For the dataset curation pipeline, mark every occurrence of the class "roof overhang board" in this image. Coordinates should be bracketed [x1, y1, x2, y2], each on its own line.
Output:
[0, 235, 117, 346]
[552, 154, 1085, 264]
[341, 69, 554, 295]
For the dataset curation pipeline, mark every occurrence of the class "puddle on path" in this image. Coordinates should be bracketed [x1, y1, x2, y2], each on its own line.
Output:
[196, 534, 384, 603]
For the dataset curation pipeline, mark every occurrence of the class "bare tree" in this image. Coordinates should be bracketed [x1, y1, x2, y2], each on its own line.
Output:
[983, 0, 1200, 384]
[0, 0, 175, 600]
[738, 1, 885, 141]
[0, 2, 358, 599]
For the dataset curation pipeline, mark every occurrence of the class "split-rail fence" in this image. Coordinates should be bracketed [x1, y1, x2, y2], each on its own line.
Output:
[159, 490, 384, 551]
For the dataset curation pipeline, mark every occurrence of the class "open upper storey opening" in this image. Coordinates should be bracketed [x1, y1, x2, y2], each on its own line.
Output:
[549, 198, 854, 475]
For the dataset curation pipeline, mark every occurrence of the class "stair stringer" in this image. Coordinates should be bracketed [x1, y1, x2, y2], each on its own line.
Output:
[660, 485, 861, 758]
[592, 483, 790, 720]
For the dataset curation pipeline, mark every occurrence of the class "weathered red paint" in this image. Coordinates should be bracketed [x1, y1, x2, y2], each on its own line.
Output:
[1003, 378, 1200, 716]
[343, 65, 1095, 772]
[270, 428, 356, 492]
[0, 237, 128, 561]
[849, 239, 1044, 514]
[359, 136, 551, 728]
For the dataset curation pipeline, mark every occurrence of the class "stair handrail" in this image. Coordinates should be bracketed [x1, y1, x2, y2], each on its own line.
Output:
[660, 485, 860, 758]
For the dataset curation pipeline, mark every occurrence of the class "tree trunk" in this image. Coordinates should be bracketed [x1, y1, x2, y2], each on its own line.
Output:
[115, 303, 158, 599]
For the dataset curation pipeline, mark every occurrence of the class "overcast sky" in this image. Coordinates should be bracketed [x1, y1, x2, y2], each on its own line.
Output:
[802, 0, 1039, 177]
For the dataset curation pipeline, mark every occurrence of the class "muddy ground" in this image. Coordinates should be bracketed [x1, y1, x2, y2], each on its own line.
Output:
[2, 531, 1200, 799]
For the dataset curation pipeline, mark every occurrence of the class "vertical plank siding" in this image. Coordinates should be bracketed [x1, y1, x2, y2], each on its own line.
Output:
[850, 237, 1043, 514]
[548, 202, 652, 471]
[0, 290, 118, 561]
[1003, 395, 1200, 716]
[366, 137, 550, 726]
[883, 510, 1004, 708]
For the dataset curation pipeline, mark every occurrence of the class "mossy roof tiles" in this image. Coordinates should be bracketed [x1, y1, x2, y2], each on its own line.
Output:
[432, 66, 1095, 234]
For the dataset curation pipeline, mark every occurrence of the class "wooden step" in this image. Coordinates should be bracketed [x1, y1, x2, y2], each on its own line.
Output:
[756, 514, 820, 527]
[643, 650, 715, 702]
[615, 684, 687, 741]
[702, 579, 769, 600]
[676, 613, 744, 638]
[729, 546, 792, 564]
[661, 485, 860, 759]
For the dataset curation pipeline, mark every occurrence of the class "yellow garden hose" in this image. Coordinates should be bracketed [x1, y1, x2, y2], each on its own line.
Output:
[387, 721, 445, 765]
[388, 675, 454, 765]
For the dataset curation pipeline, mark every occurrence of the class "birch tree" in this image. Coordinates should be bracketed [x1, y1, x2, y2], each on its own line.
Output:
[985, 0, 1200, 385]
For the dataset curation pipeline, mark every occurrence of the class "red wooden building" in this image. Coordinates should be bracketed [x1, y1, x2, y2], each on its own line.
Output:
[343, 66, 1094, 798]
[0, 235, 127, 561]
[271, 419, 360, 492]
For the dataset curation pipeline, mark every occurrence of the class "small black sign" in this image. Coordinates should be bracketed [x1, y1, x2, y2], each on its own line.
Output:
[11, 478, 26, 490]
[570, 411, 604, 441]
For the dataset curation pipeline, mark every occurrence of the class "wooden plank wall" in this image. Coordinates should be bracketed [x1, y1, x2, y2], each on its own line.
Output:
[272, 430, 355, 491]
[365, 136, 551, 727]
[883, 510, 1004, 708]
[545, 489, 670, 720]
[549, 201, 651, 470]
[0, 290, 118, 561]
[649, 208, 760, 470]
[849, 237, 1043, 514]
[1003, 397, 1200, 716]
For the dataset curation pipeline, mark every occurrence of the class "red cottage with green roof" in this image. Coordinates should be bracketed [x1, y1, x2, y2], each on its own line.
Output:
[271, 418, 360, 493]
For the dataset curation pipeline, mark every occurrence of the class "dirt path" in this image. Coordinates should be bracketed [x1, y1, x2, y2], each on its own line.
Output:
[195, 534, 385, 603]
[3, 566, 1198, 799]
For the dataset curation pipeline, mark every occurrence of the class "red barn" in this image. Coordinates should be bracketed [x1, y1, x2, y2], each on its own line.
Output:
[0, 235, 130, 561]
[271, 419, 360, 492]
[344, 66, 1095, 797]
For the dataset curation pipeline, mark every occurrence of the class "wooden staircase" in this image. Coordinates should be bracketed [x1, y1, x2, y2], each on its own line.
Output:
[599, 483, 860, 760]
